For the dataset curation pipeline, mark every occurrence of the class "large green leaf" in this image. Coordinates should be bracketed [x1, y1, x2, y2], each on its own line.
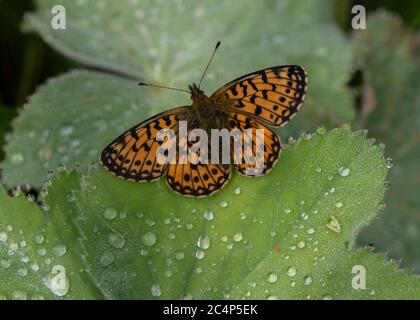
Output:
[353, 13, 420, 272]
[2, 0, 355, 188]
[2, 128, 420, 299]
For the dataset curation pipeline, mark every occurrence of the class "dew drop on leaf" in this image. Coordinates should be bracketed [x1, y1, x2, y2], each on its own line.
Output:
[233, 233, 243, 242]
[52, 244, 67, 257]
[303, 276, 313, 286]
[142, 231, 157, 247]
[100, 251, 115, 267]
[203, 210, 214, 221]
[151, 284, 161, 297]
[107, 232, 126, 248]
[197, 235, 210, 250]
[268, 272, 278, 283]
[219, 201, 228, 208]
[287, 267, 297, 277]
[338, 167, 350, 177]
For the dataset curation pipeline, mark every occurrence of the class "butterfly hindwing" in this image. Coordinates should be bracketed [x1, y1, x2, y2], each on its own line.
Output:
[101, 106, 190, 181]
[212, 65, 307, 126]
[166, 163, 231, 197]
[227, 112, 281, 176]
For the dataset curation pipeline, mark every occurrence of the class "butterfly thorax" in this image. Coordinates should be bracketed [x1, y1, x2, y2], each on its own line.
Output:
[189, 83, 227, 131]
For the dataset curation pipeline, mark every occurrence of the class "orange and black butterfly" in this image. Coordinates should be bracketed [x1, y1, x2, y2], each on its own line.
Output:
[101, 42, 307, 197]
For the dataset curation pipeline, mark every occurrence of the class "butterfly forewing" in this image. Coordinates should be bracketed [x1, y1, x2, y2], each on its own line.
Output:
[101, 107, 190, 181]
[212, 65, 307, 126]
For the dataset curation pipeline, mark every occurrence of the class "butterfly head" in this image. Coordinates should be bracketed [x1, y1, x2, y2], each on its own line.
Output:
[189, 83, 207, 102]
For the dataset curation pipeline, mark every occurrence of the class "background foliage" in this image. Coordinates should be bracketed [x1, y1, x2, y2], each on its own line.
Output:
[0, 0, 419, 299]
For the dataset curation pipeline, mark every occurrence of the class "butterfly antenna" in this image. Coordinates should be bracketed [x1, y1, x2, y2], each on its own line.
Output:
[198, 41, 221, 89]
[138, 82, 191, 94]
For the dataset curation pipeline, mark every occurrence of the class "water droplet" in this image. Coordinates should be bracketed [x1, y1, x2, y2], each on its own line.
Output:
[17, 268, 28, 277]
[298, 241, 306, 248]
[100, 251, 115, 266]
[60, 125, 74, 136]
[267, 295, 278, 300]
[315, 167, 322, 173]
[335, 201, 343, 208]
[386, 157, 393, 169]
[287, 267, 297, 277]
[303, 276, 313, 285]
[378, 202, 386, 210]
[43, 265, 70, 297]
[34, 234, 44, 244]
[186, 223, 193, 230]
[220, 235, 228, 242]
[326, 216, 341, 233]
[197, 235, 210, 250]
[233, 233, 243, 242]
[175, 251, 185, 261]
[1, 260, 10, 268]
[168, 233, 176, 240]
[31, 263, 39, 272]
[307, 228, 315, 234]
[240, 212, 247, 220]
[195, 250, 205, 260]
[322, 294, 332, 300]
[203, 210, 214, 221]
[339, 167, 350, 177]
[151, 284, 161, 297]
[142, 232, 157, 247]
[10, 153, 24, 165]
[102, 207, 117, 220]
[234, 187, 241, 195]
[329, 187, 336, 193]
[107, 232, 125, 248]
[284, 208, 291, 214]
[301, 212, 309, 220]
[368, 288, 376, 295]
[219, 201, 228, 208]
[0, 232, 7, 242]
[268, 272, 278, 283]
[11, 290, 27, 300]
[145, 219, 155, 227]
[52, 244, 67, 257]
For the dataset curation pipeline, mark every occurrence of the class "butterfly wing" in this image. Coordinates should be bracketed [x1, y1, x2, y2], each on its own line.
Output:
[227, 112, 281, 176]
[101, 106, 190, 181]
[166, 133, 231, 197]
[211, 65, 307, 126]
[166, 163, 231, 197]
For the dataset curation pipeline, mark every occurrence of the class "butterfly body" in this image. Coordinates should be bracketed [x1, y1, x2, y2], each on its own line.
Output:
[189, 83, 228, 132]
[101, 65, 307, 197]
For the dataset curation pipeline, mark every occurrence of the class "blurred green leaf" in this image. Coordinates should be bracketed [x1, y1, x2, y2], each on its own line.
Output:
[0, 105, 17, 160]
[353, 12, 420, 271]
[3, 0, 356, 187]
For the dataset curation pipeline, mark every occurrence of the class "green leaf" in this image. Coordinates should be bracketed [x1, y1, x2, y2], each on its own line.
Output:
[353, 13, 420, 272]
[44, 128, 420, 299]
[4, 0, 356, 187]
[2, 128, 419, 299]
[0, 178, 103, 299]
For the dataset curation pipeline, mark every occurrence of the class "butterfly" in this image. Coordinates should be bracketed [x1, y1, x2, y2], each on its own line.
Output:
[101, 42, 307, 197]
